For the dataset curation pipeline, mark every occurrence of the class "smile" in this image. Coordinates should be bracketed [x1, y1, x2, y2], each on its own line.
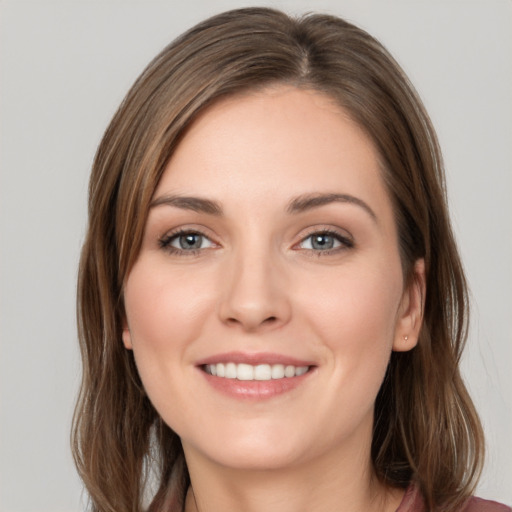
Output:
[204, 363, 310, 380]
[197, 353, 316, 399]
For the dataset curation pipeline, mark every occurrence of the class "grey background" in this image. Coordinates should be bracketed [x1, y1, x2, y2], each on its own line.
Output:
[0, 1, 510, 510]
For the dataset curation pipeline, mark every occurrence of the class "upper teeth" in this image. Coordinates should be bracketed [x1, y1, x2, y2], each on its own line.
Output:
[205, 363, 309, 381]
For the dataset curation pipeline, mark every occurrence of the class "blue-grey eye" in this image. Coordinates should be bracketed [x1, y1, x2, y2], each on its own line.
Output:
[170, 232, 214, 250]
[299, 232, 346, 251]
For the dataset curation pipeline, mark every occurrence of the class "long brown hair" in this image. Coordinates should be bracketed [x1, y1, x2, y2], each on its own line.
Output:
[73, 7, 484, 511]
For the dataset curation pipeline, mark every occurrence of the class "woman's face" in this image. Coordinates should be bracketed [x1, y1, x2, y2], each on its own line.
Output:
[122, 86, 423, 472]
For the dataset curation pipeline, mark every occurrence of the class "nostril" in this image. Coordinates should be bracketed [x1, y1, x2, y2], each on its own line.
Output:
[225, 315, 278, 328]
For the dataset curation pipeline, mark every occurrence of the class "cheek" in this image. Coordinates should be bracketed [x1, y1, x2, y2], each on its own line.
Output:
[124, 261, 213, 350]
[122, 261, 222, 434]
[308, 260, 401, 320]
[298, 260, 403, 373]
[122, 261, 216, 409]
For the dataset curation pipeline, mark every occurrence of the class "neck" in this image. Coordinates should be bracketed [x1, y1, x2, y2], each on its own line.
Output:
[183, 439, 403, 512]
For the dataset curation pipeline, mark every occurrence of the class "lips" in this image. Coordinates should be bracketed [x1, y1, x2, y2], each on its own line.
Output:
[197, 352, 315, 399]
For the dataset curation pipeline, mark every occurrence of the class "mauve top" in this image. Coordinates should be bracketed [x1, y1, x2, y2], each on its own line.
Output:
[397, 484, 511, 512]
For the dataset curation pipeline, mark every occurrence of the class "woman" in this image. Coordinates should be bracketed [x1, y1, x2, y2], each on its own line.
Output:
[72, 7, 510, 512]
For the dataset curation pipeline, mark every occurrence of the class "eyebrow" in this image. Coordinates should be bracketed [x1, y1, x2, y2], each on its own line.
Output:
[150, 192, 377, 222]
[286, 193, 377, 222]
[150, 195, 223, 215]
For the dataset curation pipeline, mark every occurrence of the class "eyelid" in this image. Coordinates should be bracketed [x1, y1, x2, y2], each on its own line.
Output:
[158, 226, 219, 255]
[156, 224, 353, 256]
[293, 226, 354, 253]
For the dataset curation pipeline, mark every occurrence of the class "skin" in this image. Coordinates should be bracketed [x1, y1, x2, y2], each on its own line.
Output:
[122, 86, 425, 512]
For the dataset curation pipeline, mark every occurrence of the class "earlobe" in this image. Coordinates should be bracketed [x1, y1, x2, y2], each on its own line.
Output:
[122, 325, 133, 350]
[393, 258, 426, 352]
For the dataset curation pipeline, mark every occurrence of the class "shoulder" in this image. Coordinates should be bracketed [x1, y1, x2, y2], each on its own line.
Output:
[397, 484, 511, 512]
[462, 496, 511, 512]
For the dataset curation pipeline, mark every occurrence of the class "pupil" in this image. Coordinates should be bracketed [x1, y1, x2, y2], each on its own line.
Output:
[180, 234, 201, 249]
[312, 234, 333, 250]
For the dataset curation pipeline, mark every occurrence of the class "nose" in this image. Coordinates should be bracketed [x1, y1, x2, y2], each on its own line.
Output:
[218, 246, 292, 332]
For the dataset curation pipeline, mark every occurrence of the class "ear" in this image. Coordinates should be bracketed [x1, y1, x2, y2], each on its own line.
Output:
[122, 320, 133, 350]
[393, 258, 426, 352]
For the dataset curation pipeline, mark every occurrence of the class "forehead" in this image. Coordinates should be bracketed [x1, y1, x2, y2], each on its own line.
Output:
[155, 86, 390, 217]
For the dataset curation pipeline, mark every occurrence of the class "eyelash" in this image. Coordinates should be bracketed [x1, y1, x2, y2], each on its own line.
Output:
[158, 228, 354, 256]
[158, 229, 215, 256]
[295, 229, 354, 256]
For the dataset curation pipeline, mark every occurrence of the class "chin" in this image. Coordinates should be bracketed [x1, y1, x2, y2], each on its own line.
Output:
[206, 446, 302, 472]
[182, 422, 308, 471]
